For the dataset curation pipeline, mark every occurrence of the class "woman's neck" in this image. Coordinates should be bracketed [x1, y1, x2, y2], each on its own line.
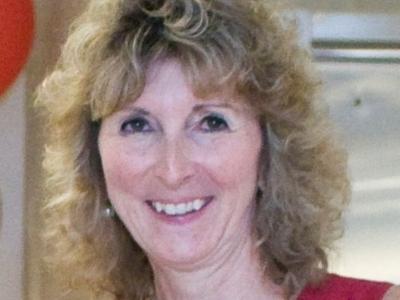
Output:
[150, 234, 285, 300]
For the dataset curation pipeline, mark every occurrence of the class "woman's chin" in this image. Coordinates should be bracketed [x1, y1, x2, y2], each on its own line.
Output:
[147, 240, 217, 271]
[138, 197, 224, 268]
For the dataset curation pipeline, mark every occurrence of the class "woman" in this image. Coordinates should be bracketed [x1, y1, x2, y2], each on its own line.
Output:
[36, 0, 399, 299]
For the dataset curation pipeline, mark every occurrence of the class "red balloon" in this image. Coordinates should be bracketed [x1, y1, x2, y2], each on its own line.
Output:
[0, 0, 34, 97]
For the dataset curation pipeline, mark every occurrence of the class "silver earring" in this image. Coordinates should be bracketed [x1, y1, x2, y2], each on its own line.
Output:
[103, 206, 116, 218]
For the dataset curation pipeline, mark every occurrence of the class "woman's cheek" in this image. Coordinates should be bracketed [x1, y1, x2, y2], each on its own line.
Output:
[101, 143, 149, 196]
[197, 134, 261, 188]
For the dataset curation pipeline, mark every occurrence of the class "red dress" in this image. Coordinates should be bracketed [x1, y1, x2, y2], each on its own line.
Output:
[298, 274, 393, 300]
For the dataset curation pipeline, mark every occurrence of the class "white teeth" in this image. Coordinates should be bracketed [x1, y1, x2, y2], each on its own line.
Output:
[186, 201, 194, 212]
[165, 204, 176, 215]
[150, 198, 208, 216]
[193, 199, 203, 211]
[155, 202, 163, 213]
[176, 203, 186, 214]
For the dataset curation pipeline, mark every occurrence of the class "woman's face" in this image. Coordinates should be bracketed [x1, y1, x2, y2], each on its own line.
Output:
[98, 59, 263, 268]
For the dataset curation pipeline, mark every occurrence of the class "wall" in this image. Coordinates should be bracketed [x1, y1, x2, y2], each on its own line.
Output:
[289, 0, 400, 13]
[0, 76, 26, 300]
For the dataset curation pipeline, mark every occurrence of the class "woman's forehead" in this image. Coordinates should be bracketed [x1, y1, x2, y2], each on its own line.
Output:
[143, 58, 252, 103]
[96, 56, 258, 121]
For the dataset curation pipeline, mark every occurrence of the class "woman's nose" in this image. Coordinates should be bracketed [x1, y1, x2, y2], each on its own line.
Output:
[153, 137, 195, 189]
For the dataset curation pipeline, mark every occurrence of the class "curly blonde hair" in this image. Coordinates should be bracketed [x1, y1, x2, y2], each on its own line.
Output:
[36, 0, 350, 299]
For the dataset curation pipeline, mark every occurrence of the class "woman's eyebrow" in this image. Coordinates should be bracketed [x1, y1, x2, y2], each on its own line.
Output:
[120, 106, 150, 116]
[118, 103, 240, 116]
[192, 103, 238, 112]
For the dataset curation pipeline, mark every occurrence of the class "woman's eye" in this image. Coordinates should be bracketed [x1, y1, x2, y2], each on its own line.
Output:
[199, 115, 229, 132]
[121, 117, 153, 134]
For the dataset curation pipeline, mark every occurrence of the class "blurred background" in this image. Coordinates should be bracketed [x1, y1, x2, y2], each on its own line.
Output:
[0, 1, 399, 299]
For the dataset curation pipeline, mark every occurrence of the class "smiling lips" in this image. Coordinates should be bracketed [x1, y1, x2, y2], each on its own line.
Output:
[147, 197, 213, 216]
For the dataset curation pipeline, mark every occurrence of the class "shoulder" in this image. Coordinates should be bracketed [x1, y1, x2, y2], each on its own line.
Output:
[299, 274, 394, 300]
[383, 285, 400, 300]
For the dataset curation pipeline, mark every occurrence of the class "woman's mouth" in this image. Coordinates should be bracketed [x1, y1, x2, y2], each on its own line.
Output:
[146, 196, 213, 217]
